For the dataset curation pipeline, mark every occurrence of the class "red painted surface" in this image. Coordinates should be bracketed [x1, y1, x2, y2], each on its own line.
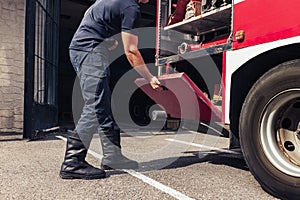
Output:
[201, 36, 228, 48]
[233, 0, 300, 50]
[135, 73, 222, 122]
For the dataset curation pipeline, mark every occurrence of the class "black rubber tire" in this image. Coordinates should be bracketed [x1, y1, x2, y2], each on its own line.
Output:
[239, 59, 300, 199]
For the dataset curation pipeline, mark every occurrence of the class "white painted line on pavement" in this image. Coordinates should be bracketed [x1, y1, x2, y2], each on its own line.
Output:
[56, 135, 195, 200]
[165, 138, 241, 155]
[56, 135, 67, 141]
[123, 169, 195, 200]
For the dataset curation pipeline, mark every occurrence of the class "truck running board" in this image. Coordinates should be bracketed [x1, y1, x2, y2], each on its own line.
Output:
[135, 73, 222, 122]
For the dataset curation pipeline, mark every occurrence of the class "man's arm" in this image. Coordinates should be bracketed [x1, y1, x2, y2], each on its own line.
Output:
[121, 31, 161, 90]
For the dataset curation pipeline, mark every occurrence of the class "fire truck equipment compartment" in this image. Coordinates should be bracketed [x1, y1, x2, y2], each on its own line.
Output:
[135, 73, 221, 122]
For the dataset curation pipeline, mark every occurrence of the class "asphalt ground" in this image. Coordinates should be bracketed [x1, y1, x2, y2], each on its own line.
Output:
[0, 129, 278, 200]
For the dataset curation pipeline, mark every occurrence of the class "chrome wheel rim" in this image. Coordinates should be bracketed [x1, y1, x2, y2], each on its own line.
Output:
[260, 89, 300, 177]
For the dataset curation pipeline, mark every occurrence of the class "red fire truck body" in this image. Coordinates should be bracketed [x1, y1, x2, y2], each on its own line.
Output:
[136, 0, 300, 198]
[232, 0, 300, 50]
[225, 0, 300, 122]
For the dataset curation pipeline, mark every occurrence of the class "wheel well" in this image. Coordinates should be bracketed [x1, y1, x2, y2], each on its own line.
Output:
[229, 43, 300, 138]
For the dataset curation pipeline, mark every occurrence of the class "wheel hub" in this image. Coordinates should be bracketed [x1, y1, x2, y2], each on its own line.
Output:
[277, 127, 300, 166]
[260, 89, 300, 177]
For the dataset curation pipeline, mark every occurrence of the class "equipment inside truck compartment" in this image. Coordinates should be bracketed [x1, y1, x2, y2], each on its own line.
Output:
[156, 0, 232, 104]
[160, 0, 232, 56]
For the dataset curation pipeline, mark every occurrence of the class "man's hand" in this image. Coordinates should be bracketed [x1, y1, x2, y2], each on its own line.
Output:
[104, 38, 119, 51]
[108, 40, 118, 51]
[150, 76, 163, 91]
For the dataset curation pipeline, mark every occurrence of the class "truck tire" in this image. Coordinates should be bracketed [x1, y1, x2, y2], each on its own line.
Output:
[239, 60, 300, 199]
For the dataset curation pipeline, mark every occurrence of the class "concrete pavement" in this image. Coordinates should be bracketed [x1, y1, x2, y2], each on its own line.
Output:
[0, 131, 278, 200]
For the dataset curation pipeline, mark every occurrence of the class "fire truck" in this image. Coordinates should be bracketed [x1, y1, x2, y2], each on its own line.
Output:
[135, 0, 300, 198]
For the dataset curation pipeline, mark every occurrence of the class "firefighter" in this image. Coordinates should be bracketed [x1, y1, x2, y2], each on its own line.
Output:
[59, 0, 162, 179]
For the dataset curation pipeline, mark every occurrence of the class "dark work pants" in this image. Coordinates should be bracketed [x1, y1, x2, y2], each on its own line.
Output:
[69, 46, 118, 147]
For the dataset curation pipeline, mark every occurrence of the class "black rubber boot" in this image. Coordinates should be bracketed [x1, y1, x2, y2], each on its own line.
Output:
[99, 129, 138, 170]
[59, 133, 106, 179]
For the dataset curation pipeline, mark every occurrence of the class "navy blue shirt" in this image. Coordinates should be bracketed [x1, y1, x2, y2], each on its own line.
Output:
[69, 0, 141, 52]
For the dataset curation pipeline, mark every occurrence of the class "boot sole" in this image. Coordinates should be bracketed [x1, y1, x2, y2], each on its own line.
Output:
[101, 163, 138, 170]
[59, 171, 106, 180]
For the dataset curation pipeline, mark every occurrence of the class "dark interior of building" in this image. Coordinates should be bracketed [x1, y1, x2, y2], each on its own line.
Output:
[58, 0, 157, 129]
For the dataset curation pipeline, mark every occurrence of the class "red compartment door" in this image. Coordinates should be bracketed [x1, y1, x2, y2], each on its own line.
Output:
[135, 73, 221, 122]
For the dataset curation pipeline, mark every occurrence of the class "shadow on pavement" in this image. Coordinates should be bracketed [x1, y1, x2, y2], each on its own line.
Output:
[136, 150, 248, 172]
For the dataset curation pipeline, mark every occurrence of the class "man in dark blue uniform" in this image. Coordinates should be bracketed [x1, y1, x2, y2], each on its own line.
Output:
[59, 0, 161, 179]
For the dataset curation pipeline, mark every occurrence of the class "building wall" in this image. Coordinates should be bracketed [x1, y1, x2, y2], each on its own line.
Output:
[0, 0, 25, 132]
